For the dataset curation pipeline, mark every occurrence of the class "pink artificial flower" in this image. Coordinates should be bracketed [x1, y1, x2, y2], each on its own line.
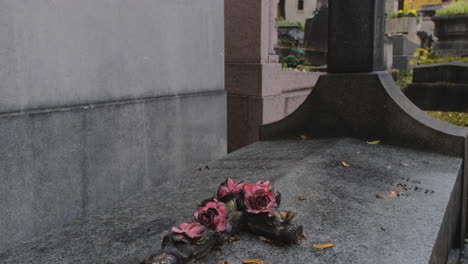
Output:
[216, 178, 245, 201]
[171, 222, 205, 240]
[256, 181, 273, 191]
[243, 181, 276, 214]
[194, 201, 229, 232]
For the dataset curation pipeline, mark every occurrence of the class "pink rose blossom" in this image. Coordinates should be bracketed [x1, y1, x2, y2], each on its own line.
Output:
[171, 222, 205, 240]
[216, 178, 245, 201]
[243, 181, 276, 214]
[194, 201, 229, 232]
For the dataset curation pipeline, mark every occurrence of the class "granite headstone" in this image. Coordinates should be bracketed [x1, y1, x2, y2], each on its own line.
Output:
[303, 0, 328, 66]
[328, 0, 385, 73]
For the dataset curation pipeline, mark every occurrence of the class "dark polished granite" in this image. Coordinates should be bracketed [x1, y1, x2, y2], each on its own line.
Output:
[0, 138, 463, 264]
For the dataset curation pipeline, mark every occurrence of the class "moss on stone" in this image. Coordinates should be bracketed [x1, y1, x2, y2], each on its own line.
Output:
[414, 57, 468, 65]
[435, 0, 468, 16]
[396, 70, 413, 89]
[426, 111, 468, 127]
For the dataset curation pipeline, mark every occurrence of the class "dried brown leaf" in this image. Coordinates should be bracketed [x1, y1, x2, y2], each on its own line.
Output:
[227, 236, 239, 244]
[243, 259, 264, 264]
[259, 236, 272, 243]
[341, 161, 350, 167]
[220, 261, 228, 264]
[298, 196, 307, 201]
[300, 135, 308, 140]
[313, 243, 334, 249]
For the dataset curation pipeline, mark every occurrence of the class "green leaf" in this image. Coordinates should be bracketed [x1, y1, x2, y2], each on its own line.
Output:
[367, 140, 381, 145]
[280, 211, 296, 223]
[226, 200, 236, 211]
[230, 211, 242, 218]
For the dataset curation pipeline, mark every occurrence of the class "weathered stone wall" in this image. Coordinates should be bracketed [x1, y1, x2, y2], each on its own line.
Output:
[386, 0, 398, 13]
[0, 0, 226, 251]
[0, 0, 224, 112]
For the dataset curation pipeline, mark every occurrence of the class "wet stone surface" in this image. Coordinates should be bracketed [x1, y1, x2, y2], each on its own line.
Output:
[0, 138, 463, 264]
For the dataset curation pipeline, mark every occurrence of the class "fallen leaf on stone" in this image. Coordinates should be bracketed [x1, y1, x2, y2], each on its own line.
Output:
[388, 191, 397, 198]
[313, 243, 334, 249]
[259, 236, 272, 243]
[243, 259, 264, 264]
[300, 135, 308, 140]
[376, 194, 385, 199]
[298, 196, 307, 201]
[341, 161, 350, 167]
[220, 261, 228, 264]
[367, 140, 381, 145]
[227, 235, 239, 244]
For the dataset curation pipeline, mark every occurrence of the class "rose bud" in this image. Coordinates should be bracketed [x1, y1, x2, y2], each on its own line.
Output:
[171, 222, 206, 241]
[194, 201, 230, 233]
[277, 210, 297, 223]
[216, 178, 245, 202]
[243, 181, 276, 214]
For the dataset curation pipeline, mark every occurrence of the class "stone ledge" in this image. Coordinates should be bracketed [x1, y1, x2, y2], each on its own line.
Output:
[0, 90, 226, 118]
[0, 138, 462, 264]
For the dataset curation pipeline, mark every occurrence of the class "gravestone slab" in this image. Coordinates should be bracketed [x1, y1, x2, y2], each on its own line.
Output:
[328, 0, 385, 73]
[0, 138, 463, 264]
[303, 4, 329, 66]
[264, 1, 467, 263]
[383, 36, 394, 70]
[404, 83, 468, 112]
[387, 35, 418, 71]
[413, 62, 468, 84]
[390, 35, 419, 56]
[393, 55, 411, 71]
[405, 62, 468, 111]
[433, 14, 468, 57]
[304, 6, 328, 52]
[261, 72, 466, 157]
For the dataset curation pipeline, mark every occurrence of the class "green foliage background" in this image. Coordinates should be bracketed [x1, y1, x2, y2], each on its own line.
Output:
[436, 0, 468, 16]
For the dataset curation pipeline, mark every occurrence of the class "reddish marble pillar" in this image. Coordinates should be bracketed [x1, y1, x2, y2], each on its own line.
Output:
[225, 0, 321, 152]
